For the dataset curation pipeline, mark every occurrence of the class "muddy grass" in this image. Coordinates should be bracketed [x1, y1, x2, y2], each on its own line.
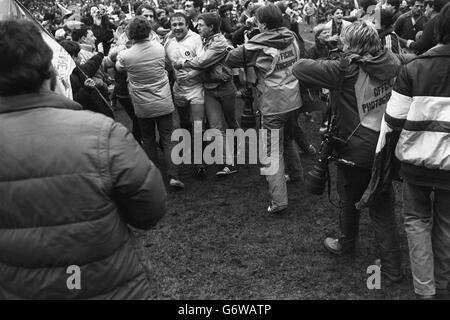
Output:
[117, 107, 414, 300]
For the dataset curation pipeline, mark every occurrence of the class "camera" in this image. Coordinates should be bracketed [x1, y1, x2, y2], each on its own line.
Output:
[304, 131, 355, 195]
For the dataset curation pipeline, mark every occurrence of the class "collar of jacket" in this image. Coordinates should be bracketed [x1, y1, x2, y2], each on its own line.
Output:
[421, 44, 450, 57]
[203, 33, 221, 46]
[245, 27, 294, 50]
[80, 43, 95, 52]
[0, 90, 82, 114]
[133, 39, 151, 46]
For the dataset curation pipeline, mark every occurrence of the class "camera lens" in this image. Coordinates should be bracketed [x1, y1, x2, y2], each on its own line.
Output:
[304, 161, 328, 195]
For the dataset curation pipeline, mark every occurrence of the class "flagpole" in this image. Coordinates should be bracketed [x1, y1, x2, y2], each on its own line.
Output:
[14, 0, 114, 117]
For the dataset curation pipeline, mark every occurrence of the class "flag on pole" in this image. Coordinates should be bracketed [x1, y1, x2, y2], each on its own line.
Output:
[0, 0, 76, 99]
[55, 1, 73, 17]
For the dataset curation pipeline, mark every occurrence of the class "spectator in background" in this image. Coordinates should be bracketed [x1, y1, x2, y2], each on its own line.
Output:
[379, 8, 401, 53]
[384, 2, 450, 299]
[55, 28, 67, 41]
[239, 0, 255, 24]
[277, 0, 306, 47]
[185, 0, 204, 33]
[0, 19, 166, 299]
[60, 39, 114, 118]
[345, 0, 377, 22]
[424, 0, 437, 18]
[205, 3, 219, 13]
[232, 3, 262, 46]
[399, 0, 411, 13]
[135, 3, 161, 39]
[405, 0, 450, 53]
[92, 9, 116, 55]
[307, 27, 333, 59]
[81, 5, 98, 26]
[157, 8, 171, 29]
[303, 0, 317, 29]
[219, 3, 238, 40]
[395, 0, 427, 43]
[317, 0, 335, 23]
[71, 26, 98, 63]
[316, 6, 352, 40]
[384, 0, 403, 22]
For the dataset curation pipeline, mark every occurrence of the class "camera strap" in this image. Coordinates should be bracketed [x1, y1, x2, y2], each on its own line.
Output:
[243, 46, 250, 90]
[326, 57, 351, 210]
[328, 57, 350, 132]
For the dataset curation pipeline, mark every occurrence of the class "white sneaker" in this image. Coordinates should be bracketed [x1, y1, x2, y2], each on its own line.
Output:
[169, 178, 185, 189]
[267, 203, 288, 215]
[216, 165, 238, 176]
[319, 126, 328, 133]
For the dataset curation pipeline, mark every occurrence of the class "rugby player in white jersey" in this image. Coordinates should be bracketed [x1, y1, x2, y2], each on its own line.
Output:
[165, 12, 207, 176]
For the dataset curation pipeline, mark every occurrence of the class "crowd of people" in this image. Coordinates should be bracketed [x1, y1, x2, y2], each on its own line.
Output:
[0, 0, 449, 300]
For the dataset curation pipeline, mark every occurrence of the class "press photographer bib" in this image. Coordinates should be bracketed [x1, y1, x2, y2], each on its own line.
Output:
[354, 67, 395, 132]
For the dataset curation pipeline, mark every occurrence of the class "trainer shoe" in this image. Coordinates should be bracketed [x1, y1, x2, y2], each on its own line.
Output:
[319, 126, 328, 133]
[319, 121, 329, 133]
[323, 237, 355, 256]
[216, 165, 238, 176]
[267, 203, 288, 215]
[169, 177, 184, 189]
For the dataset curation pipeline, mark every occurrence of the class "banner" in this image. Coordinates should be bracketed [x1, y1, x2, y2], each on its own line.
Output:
[0, 0, 76, 99]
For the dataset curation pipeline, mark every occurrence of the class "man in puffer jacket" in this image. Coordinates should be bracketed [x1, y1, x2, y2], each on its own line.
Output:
[0, 19, 167, 300]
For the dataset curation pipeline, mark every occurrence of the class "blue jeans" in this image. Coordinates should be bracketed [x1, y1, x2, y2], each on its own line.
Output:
[139, 113, 178, 179]
[204, 81, 238, 165]
[403, 181, 450, 296]
[204, 81, 239, 131]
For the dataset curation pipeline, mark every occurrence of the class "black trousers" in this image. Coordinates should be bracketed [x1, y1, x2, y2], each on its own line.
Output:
[336, 165, 402, 275]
